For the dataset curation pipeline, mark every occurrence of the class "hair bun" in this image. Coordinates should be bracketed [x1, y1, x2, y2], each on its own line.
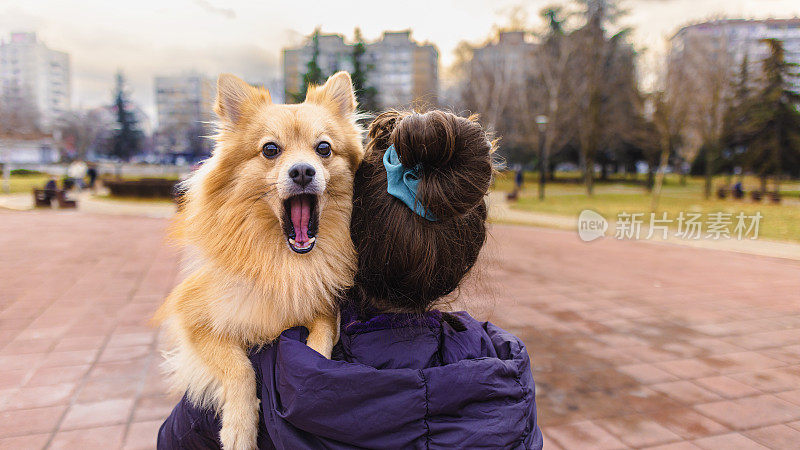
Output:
[392, 111, 456, 168]
[389, 111, 492, 219]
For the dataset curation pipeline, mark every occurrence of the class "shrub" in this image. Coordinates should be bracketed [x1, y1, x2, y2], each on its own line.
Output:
[104, 178, 178, 198]
[11, 169, 45, 176]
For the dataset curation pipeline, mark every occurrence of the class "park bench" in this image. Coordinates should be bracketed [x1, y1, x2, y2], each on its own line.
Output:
[717, 185, 745, 200]
[750, 191, 781, 203]
[33, 189, 53, 207]
[57, 190, 77, 208]
[32, 189, 77, 209]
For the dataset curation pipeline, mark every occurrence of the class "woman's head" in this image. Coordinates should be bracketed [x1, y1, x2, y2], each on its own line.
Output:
[350, 110, 494, 313]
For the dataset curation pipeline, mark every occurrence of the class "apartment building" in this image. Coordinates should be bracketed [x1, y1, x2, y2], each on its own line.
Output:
[672, 18, 800, 93]
[154, 73, 214, 156]
[283, 30, 438, 109]
[0, 32, 71, 131]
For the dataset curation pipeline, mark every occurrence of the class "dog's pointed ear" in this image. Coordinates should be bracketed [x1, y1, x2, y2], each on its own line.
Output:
[215, 74, 270, 123]
[306, 71, 357, 116]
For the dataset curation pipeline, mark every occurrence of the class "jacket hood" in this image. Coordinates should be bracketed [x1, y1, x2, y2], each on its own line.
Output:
[254, 310, 542, 449]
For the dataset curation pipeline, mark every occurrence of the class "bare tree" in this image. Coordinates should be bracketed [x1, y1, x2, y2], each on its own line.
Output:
[570, 0, 631, 195]
[459, 40, 527, 138]
[649, 49, 693, 209]
[453, 0, 646, 194]
[528, 7, 578, 198]
[672, 28, 735, 198]
[55, 110, 106, 161]
[0, 94, 41, 136]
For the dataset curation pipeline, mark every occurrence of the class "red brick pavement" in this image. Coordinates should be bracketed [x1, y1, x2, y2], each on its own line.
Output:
[0, 211, 179, 449]
[1, 210, 799, 449]
[477, 225, 800, 449]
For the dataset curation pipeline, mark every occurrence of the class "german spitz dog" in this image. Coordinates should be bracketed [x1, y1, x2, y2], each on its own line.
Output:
[155, 71, 364, 449]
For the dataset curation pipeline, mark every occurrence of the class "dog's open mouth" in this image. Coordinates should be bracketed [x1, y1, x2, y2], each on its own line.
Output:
[282, 194, 319, 254]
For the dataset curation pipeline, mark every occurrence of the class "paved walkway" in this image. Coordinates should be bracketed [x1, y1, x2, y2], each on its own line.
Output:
[1, 210, 799, 449]
[0, 210, 179, 449]
[478, 224, 800, 449]
[0, 192, 176, 219]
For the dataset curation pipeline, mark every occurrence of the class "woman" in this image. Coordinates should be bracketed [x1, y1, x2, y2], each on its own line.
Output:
[158, 110, 542, 449]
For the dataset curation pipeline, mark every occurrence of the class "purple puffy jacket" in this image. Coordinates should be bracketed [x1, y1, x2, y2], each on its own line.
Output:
[158, 309, 542, 449]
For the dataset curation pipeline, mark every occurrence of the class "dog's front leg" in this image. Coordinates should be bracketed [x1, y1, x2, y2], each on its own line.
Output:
[305, 309, 340, 358]
[189, 330, 259, 450]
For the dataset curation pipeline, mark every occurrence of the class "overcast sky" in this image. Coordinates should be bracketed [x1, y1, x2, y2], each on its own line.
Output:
[2, 0, 799, 125]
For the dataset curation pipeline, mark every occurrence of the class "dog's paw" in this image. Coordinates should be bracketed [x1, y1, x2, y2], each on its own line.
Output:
[220, 418, 258, 450]
[219, 424, 257, 450]
[306, 333, 334, 359]
[220, 398, 259, 450]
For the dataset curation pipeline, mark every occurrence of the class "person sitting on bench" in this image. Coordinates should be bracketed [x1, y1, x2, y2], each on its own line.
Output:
[43, 177, 58, 203]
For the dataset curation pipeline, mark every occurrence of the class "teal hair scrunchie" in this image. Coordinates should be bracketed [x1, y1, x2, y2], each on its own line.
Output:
[383, 145, 437, 221]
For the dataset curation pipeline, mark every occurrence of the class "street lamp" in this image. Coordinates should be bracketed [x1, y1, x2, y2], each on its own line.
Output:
[536, 115, 548, 200]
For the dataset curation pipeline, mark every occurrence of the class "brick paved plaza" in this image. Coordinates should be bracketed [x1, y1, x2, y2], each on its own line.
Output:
[1, 209, 800, 449]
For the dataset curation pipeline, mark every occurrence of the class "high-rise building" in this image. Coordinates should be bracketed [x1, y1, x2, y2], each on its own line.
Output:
[367, 31, 438, 108]
[471, 31, 536, 87]
[154, 73, 214, 157]
[0, 32, 71, 131]
[155, 73, 214, 133]
[283, 34, 354, 99]
[671, 18, 800, 93]
[283, 30, 438, 109]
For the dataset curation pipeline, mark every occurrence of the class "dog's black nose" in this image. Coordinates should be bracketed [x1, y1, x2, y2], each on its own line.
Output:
[288, 163, 316, 188]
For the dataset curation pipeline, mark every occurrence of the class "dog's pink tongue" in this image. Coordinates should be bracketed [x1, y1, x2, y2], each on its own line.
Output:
[290, 196, 311, 244]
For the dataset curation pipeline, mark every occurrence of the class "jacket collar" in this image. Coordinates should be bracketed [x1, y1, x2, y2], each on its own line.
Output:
[336, 305, 445, 370]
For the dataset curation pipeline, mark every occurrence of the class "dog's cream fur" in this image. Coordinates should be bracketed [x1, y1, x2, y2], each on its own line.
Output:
[154, 72, 363, 449]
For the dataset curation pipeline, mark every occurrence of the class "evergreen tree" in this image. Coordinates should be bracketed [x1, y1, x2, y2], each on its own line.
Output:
[351, 28, 378, 113]
[573, 0, 628, 195]
[720, 53, 752, 175]
[110, 71, 142, 162]
[741, 39, 800, 188]
[543, 7, 564, 35]
[291, 29, 325, 103]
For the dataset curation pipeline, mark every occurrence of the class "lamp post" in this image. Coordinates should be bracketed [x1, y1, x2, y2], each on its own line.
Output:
[1, 142, 9, 194]
[536, 115, 549, 200]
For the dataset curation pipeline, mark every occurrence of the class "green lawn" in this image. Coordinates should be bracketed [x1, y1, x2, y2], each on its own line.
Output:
[2, 174, 51, 194]
[495, 171, 800, 242]
[2, 174, 179, 199]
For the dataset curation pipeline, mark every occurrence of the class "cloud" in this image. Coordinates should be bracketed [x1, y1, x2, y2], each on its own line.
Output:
[67, 35, 279, 124]
[192, 0, 236, 19]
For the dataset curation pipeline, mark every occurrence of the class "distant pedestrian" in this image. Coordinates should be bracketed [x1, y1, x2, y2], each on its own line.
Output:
[515, 165, 524, 191]
[67, 160, 87, 190]
[733, 181, 744, 199]
[43, 176, 58, 204]
[87, 163, 98, 190]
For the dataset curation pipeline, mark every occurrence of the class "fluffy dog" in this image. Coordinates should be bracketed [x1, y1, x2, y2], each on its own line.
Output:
[155, 71, 363, 449]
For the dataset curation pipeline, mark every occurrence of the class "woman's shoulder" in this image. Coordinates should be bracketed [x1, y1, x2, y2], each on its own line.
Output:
[247, 314, 542, 449]
[440, 310, 530, 362]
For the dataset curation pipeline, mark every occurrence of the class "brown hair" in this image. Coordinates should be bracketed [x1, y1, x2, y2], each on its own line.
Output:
[350, 110, 494, 313]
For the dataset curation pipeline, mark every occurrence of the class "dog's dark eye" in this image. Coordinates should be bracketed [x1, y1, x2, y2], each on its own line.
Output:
[262, 142, 281, 159]
[315, 141, 332, 157]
